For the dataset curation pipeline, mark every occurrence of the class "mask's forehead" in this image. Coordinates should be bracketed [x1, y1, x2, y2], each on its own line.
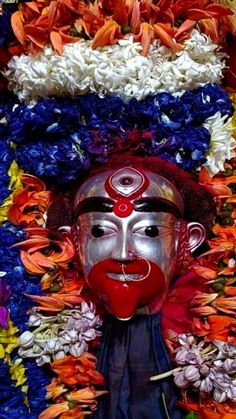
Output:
[74, 167, 184, 214]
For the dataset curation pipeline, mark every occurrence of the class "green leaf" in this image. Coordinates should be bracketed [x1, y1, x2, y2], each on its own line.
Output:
[185, 413, 198, 419]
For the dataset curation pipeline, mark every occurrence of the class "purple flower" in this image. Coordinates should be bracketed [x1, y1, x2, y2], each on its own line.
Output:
[200, 377, 213, 393]
[184, 365, 201, 382]
[0, 278, 11, 329]
[173, 371, 188, 388]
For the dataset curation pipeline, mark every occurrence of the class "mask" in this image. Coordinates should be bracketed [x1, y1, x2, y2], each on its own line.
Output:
[74, 167, 203, 320]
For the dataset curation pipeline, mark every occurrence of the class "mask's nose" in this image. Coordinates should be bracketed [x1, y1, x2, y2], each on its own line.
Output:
[111, 233, 133, 262]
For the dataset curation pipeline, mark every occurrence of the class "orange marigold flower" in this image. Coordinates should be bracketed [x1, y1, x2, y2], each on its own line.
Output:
[193, 315, 236, 344]
[191, 291, 218, 306]
[199, 167, 236, 197]
[12, 227, 75, 275]
[212, 224, 236, 241]
[10, 0, 234, 56]
[50, 353, 105, 387]
[45, 378, 67, 400]
[8, 174, 53, 227]
[41, 268, 84, 294]
[60, 407, 85, 419]
[67, 386, 107, 405]
[180, 396, 236, 419]
[27, 291, 84, 312]
[38, 401, 70, 419]
[212, 296, 236, 315]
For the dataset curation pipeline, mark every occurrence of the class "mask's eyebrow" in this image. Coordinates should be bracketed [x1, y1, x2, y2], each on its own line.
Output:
[75, 196, 183, 219]
[75, 197, 114, 218]
[133, 198, 183, 218]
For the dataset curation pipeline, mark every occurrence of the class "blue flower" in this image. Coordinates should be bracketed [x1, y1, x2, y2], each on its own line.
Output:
[0, 359, 31, 418]
[0, 223, 41, 332]
[22, 360, 50, 415]
[0, 5, 17, 47]
[15, 137, 90, 183]
[146, 127, 210, 170]
[181, 83, 233, 122]
[3, 84, 232, 181]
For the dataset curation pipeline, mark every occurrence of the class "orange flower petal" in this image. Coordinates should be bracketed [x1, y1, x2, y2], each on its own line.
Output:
[153, 23, 183, 51]
[174, 19, 195, 39]
[134, 22, 154, 56]
[114, 0, 128, 26]
[20, 251, 47, 274]
[92, 20, 122, 49]
[11, 11, 25, 45]
[45, 378, 67, 400]
[191, 306, 217, 316]
[213, 296, 236, 314]
[194, 265, 217, 280]
[50, 30, 64, 55]
[39, 402, 69, 419]
[25, 24, 48, 48]
[130, 0, 140, 33]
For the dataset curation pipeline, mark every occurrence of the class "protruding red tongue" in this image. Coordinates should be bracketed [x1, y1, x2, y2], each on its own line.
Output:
[87, 259, 166, 320]
[105, 281, 141, 320]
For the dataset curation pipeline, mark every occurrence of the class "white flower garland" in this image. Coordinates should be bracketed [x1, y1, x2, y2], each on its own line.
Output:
[203, 112, 236, 174]
[5, 30, 225, 102]
[18, 302, 102, 366]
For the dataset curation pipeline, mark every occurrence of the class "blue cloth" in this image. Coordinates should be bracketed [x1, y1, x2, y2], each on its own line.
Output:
[92, 314, 185, 419]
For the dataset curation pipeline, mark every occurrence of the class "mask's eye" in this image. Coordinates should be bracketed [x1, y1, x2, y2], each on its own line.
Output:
[91, 226, 105, 238]
[144, 226, 160, 237]
[135, 225, 160, 237]
[90, 225, 117, 238]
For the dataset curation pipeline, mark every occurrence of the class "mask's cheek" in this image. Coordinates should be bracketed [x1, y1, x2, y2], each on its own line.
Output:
[78, 234, 117, 278]
[133, 231, 179, 279]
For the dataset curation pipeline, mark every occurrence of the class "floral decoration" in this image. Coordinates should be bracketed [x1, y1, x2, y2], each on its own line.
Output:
[0, 1, 236, 418]
[5, 30, 225, 101]
[8, 0, 233, 56]
[0, 84, 233, 182]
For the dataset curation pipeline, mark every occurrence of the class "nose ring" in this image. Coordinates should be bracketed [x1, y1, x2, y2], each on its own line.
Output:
[121, 257, 151, 281]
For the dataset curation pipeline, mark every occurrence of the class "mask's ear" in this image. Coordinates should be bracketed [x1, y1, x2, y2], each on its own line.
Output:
[58, 226, 71, 233]
[186, 222, 206, 253]
[175, 221, 206, 276]
[70, 224, 80, 258]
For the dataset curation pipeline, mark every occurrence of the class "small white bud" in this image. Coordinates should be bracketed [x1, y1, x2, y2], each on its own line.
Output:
[19, 331, 34, 348]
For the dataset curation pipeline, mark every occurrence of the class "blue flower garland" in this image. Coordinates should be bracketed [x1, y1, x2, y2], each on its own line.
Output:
[2, 84, 232, 183]
[0, 91, 18, 204]
[0, 223, 50, 417]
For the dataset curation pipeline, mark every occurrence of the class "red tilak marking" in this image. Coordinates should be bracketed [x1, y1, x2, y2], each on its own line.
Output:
[105, 167, 149, 218]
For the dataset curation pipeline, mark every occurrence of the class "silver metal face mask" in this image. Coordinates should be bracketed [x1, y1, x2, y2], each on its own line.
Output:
[73, 167, 202, 319]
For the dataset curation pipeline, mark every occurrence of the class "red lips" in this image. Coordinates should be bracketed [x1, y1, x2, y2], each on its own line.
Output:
[87, 258, 166, 320]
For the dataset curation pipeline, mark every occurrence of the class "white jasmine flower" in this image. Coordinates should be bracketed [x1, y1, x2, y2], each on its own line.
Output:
[5, 30, 225, 102]
[203, 112, 236, 174]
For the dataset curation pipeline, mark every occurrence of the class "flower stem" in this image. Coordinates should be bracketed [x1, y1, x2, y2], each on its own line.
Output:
[150, 367, 182, 381]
